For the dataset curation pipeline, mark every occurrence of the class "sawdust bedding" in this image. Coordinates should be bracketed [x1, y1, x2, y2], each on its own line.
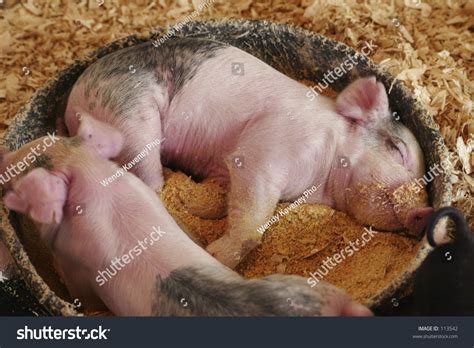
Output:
[0, 0, 472, 314]
[160, 169, 420, 304]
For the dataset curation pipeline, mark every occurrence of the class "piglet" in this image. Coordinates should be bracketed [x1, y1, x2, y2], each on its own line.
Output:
[413, 207, 474, 315]
[1, 117, 371, 316]
[65, 38, 433, 268]
[64, 38, 432, 267]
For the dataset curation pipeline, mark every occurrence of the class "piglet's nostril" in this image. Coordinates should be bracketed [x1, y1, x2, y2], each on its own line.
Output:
[405, 207, 434, 237]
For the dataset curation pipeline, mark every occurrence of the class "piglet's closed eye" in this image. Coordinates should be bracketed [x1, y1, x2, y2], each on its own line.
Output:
[76, 113, 124, 160]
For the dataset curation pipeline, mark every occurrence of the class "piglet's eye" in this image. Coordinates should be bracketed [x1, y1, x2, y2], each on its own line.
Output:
[386, 139, 406, 166]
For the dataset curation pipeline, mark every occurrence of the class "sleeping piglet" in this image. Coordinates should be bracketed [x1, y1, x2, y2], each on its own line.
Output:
[64, 38, 433, 268]
[0, 119, 372, 316]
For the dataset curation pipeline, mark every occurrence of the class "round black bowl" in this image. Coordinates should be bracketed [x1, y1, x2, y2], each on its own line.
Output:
[0, 19, 452, 316]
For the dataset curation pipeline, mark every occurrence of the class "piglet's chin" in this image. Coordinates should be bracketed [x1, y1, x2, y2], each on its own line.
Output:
[364, 204, 433, 237]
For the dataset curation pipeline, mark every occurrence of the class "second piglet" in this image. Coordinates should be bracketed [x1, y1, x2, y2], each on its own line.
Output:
[1, 118, 371, 316]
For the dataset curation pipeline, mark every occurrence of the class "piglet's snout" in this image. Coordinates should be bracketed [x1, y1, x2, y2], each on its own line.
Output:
[405, 207, 434, 237]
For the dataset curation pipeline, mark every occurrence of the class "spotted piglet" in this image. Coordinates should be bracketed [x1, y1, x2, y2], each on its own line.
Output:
[65, 38, 433, 268]
[1, 118, 371, 316]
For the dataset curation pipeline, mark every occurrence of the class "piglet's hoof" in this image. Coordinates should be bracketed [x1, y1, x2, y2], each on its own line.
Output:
[207, 236, 246, 269]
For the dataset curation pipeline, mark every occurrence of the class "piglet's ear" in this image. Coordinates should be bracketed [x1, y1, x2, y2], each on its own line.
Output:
[335, 76, 389, 124]
[77, 114, 124, 159]
[4, 168, 68, 225]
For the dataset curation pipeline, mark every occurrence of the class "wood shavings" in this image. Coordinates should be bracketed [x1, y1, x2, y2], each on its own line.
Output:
[398, 25, 414, 43]
[276, 263, 287, 273]
[5, 74, 19, 97]
[22, 0, 43, 16]
[457, 136, 472, 174]
[0, 0, 472, 309]
[446, 15, 470, 25]
[158, 169, 420, 304]
[0, 29, 12, 54]
[270, 254, 286, 264]
[301, 247, 325, 259]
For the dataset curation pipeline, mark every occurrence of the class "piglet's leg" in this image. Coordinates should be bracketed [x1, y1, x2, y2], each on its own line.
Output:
[121, 128, 164, 192]
[4, 168, 68, 226]
[69, 105, 165, 191]
[115, 108, 165, 192]
[207, 151, 285, 269]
